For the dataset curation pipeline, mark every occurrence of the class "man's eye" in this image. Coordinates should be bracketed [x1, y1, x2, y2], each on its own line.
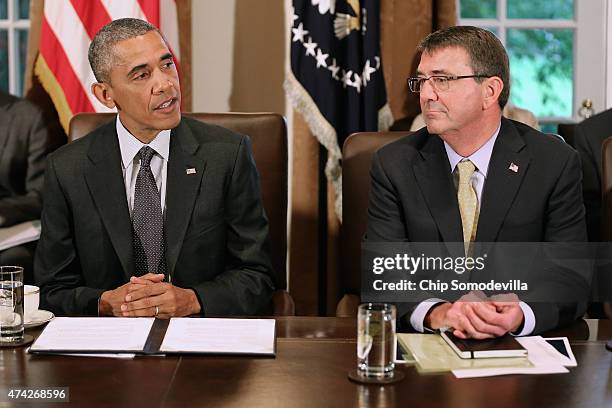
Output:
[162, 61, 174, 69]
[432, 77, 446, 84]
[134, 72, 148, 80]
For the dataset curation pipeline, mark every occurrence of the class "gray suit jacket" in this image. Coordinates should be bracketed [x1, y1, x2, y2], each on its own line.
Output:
[35, 115, 274, 316]
[0, 92, 63, 227]
[366, 118, 589, 334]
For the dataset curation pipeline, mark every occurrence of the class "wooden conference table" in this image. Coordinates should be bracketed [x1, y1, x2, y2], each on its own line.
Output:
[2, 317, 612, 407]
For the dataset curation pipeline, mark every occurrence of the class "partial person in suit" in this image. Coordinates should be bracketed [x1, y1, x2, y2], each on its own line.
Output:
[0, 91, 63, 283]
[573, 108, 612, 319]
[35, 18, 274, 317]
[573, 108, 612, 242]
[366, 26, 588, 338]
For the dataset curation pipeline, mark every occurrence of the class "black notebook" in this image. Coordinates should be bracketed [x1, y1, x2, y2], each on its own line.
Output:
[441, 331, 528, 359]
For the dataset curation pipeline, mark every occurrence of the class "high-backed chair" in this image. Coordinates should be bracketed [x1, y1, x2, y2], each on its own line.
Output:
[336, 131, 411, 317]
[69, 112, 294, 315]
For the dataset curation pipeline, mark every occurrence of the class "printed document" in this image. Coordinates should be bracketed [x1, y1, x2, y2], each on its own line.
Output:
[160, 318, 275, 355]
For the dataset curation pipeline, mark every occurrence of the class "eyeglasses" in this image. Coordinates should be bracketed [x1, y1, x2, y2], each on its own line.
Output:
[407, 75, 491, 93]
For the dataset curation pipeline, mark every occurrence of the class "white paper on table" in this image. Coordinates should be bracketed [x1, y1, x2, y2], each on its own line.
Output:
[452, 336, 571, 378]
[30, 317, 154, 352]
[0, 220, 41, 251]
[159, 318, 276, 355]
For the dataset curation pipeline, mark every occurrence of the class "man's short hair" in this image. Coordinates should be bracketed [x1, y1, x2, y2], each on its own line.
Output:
[417, 26, 510, 109]
[88, 18, 160, 83]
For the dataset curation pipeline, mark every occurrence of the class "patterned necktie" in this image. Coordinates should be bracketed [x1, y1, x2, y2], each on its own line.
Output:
[456, 159, 479, 256]
[132, 146, 166, 276]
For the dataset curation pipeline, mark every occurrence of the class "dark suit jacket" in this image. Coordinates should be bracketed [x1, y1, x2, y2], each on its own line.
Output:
[35, 116, 275, 316]
[366, 117, 589, 334]
[0, 92, 63, 227]
[573, 108, 612, 241]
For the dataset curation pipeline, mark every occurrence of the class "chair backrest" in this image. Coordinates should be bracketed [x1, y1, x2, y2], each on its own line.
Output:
[602, 137, 612, 241]
[340, 131, 411, 296]
[69, 112, 288, 290]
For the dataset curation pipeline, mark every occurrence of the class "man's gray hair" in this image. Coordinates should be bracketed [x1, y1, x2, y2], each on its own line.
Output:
[417, 26, 510, 109]
[88, 18, 159, 83]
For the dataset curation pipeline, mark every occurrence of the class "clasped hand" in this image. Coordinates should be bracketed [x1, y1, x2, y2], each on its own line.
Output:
[99, 273, 200, 318]
[427, 291, 524, 339]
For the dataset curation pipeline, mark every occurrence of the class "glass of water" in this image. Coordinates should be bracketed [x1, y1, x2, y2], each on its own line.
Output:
[357, 303, 396, 378]
[0, 266, 24, 343]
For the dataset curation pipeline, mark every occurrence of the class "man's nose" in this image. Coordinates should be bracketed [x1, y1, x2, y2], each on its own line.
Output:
[419, 78, 438, 101]
[152, 71, 174, 94]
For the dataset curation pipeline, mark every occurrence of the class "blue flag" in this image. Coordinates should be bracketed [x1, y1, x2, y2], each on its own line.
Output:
[285, 0, 393, 220]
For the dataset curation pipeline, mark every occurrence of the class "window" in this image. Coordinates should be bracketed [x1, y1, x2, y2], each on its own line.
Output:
[459, 0, 606, 130]
[0, 0, 30, 96]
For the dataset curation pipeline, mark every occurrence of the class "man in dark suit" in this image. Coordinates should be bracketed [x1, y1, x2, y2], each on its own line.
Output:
[0, 91, 63, 283]
[573, 108, 612, 318]
[573, 108, 612, 242]
[35, 18, 274, 317]
[366, 26, 588, 338]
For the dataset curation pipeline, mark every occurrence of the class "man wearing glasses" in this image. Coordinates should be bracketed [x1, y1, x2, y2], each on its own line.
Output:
[366, 26, 588, 338]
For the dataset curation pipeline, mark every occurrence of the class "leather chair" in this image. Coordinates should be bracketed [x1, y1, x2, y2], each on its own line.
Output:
[336, 131, 411, 317]
[69, 112, 295, 315]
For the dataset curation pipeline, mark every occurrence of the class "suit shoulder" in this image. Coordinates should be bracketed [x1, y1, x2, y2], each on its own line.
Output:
[576, 108, 612, 133]
[574, 108, 612, 149]
[0, 92, 18, 107]
[509, 119, 574, 156]
[47, 122, 106, 163]
[181, 116, 246, 145]
[0, 94, 43, 118]
[375, 128, 429, 160]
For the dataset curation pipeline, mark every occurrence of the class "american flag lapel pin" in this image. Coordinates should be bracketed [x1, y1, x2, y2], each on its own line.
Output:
[186, 168, 197, 175]
[508, 162, 519, 173]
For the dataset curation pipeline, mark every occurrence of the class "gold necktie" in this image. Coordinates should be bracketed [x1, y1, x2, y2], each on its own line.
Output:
[456, 160, 479, 255]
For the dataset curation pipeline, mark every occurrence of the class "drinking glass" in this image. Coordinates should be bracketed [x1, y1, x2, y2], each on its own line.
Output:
[0, 266, 24, 342]
[357, 303, 396, 378]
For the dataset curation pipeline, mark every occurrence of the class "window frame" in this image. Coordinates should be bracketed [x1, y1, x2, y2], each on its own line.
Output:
[0, 0, 30, 96]
[458, 0, 607, 123]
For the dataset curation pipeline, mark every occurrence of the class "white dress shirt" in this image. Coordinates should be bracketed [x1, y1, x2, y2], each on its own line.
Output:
[409, 123, 536, 336]
[115, 117, 170, 216]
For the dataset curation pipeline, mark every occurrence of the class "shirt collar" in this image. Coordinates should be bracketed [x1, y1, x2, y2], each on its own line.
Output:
[444, 122, 501, 178]
[116, 116, 171, 168]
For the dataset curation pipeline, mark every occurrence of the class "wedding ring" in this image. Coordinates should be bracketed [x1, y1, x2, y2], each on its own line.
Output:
[155, 306, 159, 316]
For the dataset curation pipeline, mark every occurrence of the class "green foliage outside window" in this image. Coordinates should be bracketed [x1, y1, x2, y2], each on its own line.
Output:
[460, 0, 575, 118]
[460, 0, 496, 18]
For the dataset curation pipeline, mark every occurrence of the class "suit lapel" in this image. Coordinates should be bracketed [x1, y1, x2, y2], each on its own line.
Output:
[164, 120, 206, 275]
[84, 120, 134, 279]
[413, 135, 464, 250]
[476, 119, 530, 242]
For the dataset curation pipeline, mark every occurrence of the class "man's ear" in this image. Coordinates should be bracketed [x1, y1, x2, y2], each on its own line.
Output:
[92, 82, 116, 109]
[482, 76, 504, 110]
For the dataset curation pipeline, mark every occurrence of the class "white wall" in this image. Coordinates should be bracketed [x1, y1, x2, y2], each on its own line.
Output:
[191, 0, 236, 112]
[607, 0, 612, 109]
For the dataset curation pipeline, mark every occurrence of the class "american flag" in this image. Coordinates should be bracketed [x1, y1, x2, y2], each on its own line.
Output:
[285, 0, 392, 220]
[34, 0, 180, 132]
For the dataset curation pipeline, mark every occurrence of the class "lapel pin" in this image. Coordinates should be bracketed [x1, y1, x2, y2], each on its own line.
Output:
[508, 162, 519, 173]
[186, 168, 196, 175]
